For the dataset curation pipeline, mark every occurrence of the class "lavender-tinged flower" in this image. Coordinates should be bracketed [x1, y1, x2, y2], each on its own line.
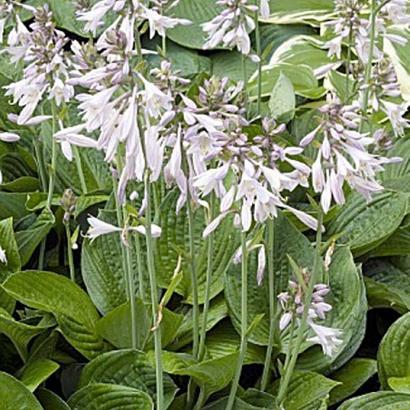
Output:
[202, 0, 257, 55]
[278, 275, 343, 358]
[3, 6, 73, 125]
[301, 93, 398, 213]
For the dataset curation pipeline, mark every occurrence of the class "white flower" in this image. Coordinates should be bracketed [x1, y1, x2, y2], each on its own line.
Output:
[86, 216, 122, 241]
[307, 322, 343, 357]
[49, 78, 74, 107]
[260, 0, 270, 19]
[139, 75, 173, 118]
[54, 124, 98, 161]
[143, 6, 191, 39]
[0, 246, 7, 264]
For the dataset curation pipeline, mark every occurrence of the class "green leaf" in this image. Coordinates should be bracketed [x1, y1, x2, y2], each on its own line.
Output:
[0, 307, 51, 361]
[160, 350, 239, 396]
[324, 71, 355, 103]
[378, 312, 410, 389]
[266, 0, 334, 25]
[36, 388, 71, 410]
[327, 192, 408, 257]
[47, 0, 89, 37]
[82, 223, 138, 314]
[68, 383, 154, 410]
[0, 372, 43, 410]
[268, 35, 336, 75]
[269, 72, 296, 123]
[337, 392, 410, 409]
[249, 63, 320, 100]
[2, 270, 107, 359]
[370, 224, 410, 257]
[388, 377, 410, 394]
[96, 298, 182, 349]
[19, 359, 60, 392]
[0, 217, 21, 280]
[381, 138, 410, 192]
[329, 358, 378, 405]
[364, 260, 410, 313]
[15, 209, 55, 266]
[36, 388, 70, 410]
[173, 297, 228, 350]
[157, 192, 239, 304]
[0, 192, 30, 220]
[96, 299, 151, 350]
[211, 51, 258, 82]
[79, 349, 177, 409]
[166, 0, 224, 49]
[269, 371, 340, 410]
[205, 321, 266, 365]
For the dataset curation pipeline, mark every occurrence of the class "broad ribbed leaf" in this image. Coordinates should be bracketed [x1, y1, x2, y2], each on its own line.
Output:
[378, 312, 410, 388]
[270, 371, 339, 410]
[327, 192, 408, 256]
[19, 359, 60, 392]
[79, 349, 177, 409]
[329, 359, 378, 406]
[36, 388, 70, 410]
[0, 372, 43, 410]
[15, 209, 55, 266]
[0, 217, 21, 280]
[337, 392, 410, 409]
[0, 307, 51, 361]
[364, 260, 410, 313]
[2, 271, 107, 359]
[68, 383, 153, 410]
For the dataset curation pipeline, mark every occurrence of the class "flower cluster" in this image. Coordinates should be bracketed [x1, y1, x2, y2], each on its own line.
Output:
[300, 93, 399, 213]
[202, 0, 270, 56]
[3, 5, 73, 126]
[278, 275, 343, 357]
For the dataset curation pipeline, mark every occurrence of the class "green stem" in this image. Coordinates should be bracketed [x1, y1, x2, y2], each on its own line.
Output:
[144, 171, 164, 410]
[46, 104, 58, 209]
[344, 23, 353, 104]
[112, 172, 137, 350]
[72, 145, 88, 195]
[194, 387, 206, 410]
[198, 193, 216, 360]
[134, 233, 145, 301]
[255, 4, 262, 115]
[359, 0, 377, 133]
[260, 218, 276, 391]
[276, 210, 324, 406]
[226, 231, 249, 410]
[33, 138, 47, 191]
[281, 318, 296, 373]
[64, 221, 75, 282]
[162, 33, 167, 57]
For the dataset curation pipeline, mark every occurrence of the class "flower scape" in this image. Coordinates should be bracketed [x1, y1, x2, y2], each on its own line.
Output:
[0, 0, 409, 409]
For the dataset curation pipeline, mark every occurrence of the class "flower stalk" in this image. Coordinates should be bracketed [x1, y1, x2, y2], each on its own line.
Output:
[260, 217, 277, 391]
[276, 209, 324, 406]
[144, 170, 164, 410]
[226, 230, 249, 410]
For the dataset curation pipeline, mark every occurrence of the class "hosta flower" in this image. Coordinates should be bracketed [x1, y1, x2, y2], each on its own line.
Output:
[278, 277, 343, 358]
[202, 0, 257, 55]
[0, 246, 7, 264]
[86, 216, 162, 243]
[53, 124, 99, 161]
[3, 6, 73, 125]
[300, 94, 398, 213]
